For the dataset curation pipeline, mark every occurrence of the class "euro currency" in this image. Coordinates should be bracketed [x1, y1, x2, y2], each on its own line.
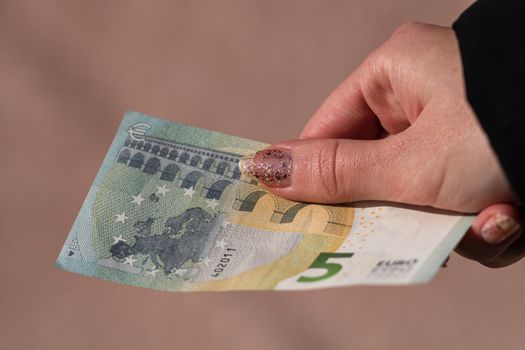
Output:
[56, 111, 473, 291]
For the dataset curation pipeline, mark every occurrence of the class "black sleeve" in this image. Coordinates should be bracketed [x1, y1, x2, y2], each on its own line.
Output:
[452, 0, 525, 204]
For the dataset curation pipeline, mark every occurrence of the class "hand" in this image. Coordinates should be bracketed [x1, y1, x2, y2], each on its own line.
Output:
[240, 23, 524, 267]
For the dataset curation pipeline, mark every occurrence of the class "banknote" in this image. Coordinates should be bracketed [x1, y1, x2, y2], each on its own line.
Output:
[56, 111, 473, 291]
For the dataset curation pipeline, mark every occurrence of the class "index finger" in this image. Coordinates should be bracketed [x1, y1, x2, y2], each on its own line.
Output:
[300, 66, 381, 140]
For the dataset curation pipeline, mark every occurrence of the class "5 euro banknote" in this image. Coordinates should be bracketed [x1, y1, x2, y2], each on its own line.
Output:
[56, 111, 473, 291]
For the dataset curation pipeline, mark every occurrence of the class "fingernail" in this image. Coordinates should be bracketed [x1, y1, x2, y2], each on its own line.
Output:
[481, 213, 521, 244]
[239, 148, 292, 187]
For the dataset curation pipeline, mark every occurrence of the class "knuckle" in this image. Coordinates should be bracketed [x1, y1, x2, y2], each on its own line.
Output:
[393, 22, 427, 37]
[315, 140, 344, 200]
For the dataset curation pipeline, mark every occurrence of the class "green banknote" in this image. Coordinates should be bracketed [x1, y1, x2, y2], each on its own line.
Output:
[56, 111, 473, 291]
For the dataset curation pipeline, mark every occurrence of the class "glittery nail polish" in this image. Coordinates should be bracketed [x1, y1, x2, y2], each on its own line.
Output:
[481, 213, 521, 244]
[239, 149, 292, 187]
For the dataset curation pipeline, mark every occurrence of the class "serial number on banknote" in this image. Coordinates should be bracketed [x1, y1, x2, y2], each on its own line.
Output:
[212, 248, 236, 278]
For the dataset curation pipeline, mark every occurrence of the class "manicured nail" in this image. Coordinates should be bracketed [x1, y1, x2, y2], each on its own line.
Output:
[481, 213, 521, 244]
[239, 148, 292, 187]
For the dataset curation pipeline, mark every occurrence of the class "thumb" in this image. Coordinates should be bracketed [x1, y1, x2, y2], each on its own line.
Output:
[240, 138, 411, 204]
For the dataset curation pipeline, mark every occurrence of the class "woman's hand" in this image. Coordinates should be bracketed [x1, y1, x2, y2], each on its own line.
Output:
[240, 23, 524, 267]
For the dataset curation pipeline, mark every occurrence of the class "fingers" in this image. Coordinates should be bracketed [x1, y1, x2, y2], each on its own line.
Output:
[300, 29, 417, 141]
[455, 204, 524, 267]
[300, 67, 383, 140]
[240, 137, 412, 204]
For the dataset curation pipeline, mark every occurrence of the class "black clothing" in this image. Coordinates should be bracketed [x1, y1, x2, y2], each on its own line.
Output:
[453, 0, 525, 203]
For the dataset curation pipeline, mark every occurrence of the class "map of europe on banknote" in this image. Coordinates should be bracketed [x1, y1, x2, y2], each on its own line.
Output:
[56, 111, 473, 291]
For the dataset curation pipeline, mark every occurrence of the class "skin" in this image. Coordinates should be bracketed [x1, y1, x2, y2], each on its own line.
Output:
[265, 23, 524, 267]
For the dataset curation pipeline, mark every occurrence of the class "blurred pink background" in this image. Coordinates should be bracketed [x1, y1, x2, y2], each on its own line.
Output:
[2, 1, 524, 349]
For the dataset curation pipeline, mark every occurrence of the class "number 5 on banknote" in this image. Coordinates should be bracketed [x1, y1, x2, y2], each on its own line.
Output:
[298, 252, 354, 283]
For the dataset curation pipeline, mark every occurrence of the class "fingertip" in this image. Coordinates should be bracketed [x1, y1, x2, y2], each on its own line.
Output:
[471, 204, 523, 243]
[480, 213, 522, 244]
[456, 204, 523, 264]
